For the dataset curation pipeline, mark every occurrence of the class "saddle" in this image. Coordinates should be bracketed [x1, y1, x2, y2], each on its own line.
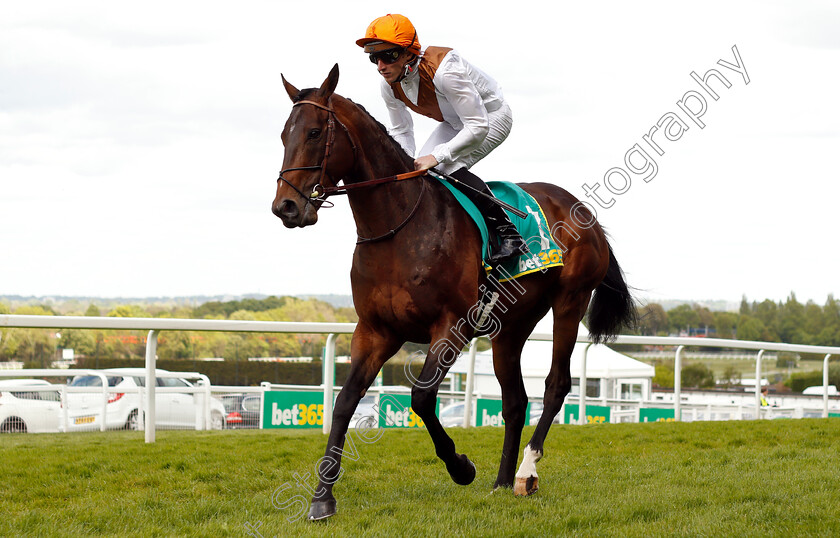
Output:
[436, 179, 564, 282]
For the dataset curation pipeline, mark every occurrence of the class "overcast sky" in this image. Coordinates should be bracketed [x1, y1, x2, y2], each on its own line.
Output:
[2, 1, 839, 307]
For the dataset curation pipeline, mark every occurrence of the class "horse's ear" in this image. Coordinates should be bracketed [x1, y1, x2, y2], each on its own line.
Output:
[281, 74, 300, 102]
[317, 64, 340, 98]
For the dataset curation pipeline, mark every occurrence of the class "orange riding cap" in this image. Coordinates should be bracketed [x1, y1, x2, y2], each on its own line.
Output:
[356, 14, 421, 55]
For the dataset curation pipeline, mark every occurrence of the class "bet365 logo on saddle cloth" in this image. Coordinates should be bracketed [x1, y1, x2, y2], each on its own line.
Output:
[437, 179, 564, 280]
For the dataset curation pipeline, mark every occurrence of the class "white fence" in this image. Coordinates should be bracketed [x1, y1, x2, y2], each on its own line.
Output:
[1, 315, 839, 441]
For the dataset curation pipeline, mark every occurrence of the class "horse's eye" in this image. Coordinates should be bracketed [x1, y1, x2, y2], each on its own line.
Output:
[308, 128, 321, 140]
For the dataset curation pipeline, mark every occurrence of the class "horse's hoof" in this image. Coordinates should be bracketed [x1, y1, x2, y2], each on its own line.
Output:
[514, 476, 539, 496]
[446, 453, 476, 486]
[307, 499, 337, 521]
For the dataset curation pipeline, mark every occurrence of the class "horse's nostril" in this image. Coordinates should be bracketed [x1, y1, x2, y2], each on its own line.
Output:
[273, 199, 299, 220]
[282, 200, 298, 217]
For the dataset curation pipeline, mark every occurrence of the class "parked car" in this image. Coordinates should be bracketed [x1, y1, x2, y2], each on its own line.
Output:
[221, 393, 261, 429]
[529, 402, 546, 424]
[803, 385, 839, 396]
[65, 368, 226, 431]
[440, 401, 470, 428]
[0, 379, 62, 433]
[349, 393, 379, 428]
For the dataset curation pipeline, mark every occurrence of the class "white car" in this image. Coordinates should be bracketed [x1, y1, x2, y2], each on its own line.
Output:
[349, 393, 379, 429]
[439, 401, 472, 428]
[65, 368, 226, 431]
[803, 385, 839, 396]
[0, 379, 62, 433]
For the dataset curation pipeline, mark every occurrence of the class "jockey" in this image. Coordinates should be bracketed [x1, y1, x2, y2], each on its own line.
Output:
[356, 13, 527, 266]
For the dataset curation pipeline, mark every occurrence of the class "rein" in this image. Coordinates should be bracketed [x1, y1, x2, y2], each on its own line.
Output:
[356, 178, 426, 244]
[277, 99, 429, 244]
[319, 168, 428, 197]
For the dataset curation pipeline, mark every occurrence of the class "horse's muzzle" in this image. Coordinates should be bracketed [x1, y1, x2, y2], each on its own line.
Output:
[272, 198, 318, 228]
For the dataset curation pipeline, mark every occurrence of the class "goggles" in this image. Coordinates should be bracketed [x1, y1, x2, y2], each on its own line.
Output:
[369, 48, 403, 65]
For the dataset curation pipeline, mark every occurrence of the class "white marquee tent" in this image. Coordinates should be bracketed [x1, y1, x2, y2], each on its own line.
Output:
[448, 321, 655, 400]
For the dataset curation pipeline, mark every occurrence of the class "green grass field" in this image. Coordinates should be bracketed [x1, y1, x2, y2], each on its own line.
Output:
[2, 420, 840, 537]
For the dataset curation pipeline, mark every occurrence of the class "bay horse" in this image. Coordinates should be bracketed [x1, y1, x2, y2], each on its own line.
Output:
[272, 65, 635, 521]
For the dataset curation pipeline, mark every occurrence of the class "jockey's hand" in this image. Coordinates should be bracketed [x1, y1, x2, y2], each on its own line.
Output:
[414, 155, 439, 171]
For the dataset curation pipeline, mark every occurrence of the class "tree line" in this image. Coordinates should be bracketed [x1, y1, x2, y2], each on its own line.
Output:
[634, 293, 840, 348]
[633, 293, 840, 389]
[0, 296, 358, 367]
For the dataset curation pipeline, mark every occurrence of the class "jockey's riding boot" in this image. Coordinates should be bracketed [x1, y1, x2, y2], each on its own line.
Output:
[449, 168, 528, 266]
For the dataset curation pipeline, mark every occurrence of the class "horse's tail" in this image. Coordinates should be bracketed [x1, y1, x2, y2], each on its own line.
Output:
[587, 243, 637, 344]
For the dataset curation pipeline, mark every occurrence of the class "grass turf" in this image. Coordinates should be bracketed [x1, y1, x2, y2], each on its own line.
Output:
[2, 419, 839, 537]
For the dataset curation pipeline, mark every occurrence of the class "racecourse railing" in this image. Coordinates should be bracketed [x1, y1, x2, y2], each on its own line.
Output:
[1, 315, 838, 440]
[0, 368, 214, 433]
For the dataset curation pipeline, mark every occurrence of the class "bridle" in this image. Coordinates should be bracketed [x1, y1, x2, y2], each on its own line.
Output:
[276, 98, 428, 244]
[276, 99, 354, 209]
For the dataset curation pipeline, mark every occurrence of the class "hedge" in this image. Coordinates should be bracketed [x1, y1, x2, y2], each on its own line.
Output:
[785, 363, 840, 392]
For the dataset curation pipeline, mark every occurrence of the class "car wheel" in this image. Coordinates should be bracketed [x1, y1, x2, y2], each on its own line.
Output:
[1, 417, 28, 433]
[124, 410, 143, 431]
[210, 410, 225, 430]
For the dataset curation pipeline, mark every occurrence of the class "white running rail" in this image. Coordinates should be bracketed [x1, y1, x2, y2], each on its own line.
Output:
[2, 315, 838, 438]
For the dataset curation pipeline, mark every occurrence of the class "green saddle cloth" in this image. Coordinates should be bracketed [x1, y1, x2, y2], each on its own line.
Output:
[436, 178, 564, 282]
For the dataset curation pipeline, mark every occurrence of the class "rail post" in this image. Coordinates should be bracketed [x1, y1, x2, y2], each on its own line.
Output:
[579, 343, 591, 425]
[60, 385, 69, 433]
[755, 350, 765, 419]
[145, 329, 158, 443]
[824, 354, 831, 418]
[674, 346, 684, 422]
[260, 382, 270, 430]
[323, 333, 336, 435]
[137, 386, 145, 431]
[99, 371, 108, 432]
[463, 339, 478, 428]
[200, 374, 212, 430]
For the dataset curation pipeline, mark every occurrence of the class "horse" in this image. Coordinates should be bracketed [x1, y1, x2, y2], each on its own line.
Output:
[271, 64, 636, 521]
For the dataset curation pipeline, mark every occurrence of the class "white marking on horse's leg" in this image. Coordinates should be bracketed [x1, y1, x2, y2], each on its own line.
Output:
[514, 444, 542, 496]
[515, 444, 543, 479]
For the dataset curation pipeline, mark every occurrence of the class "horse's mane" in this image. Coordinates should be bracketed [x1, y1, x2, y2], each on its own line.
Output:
[294, 88, 415, 169]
